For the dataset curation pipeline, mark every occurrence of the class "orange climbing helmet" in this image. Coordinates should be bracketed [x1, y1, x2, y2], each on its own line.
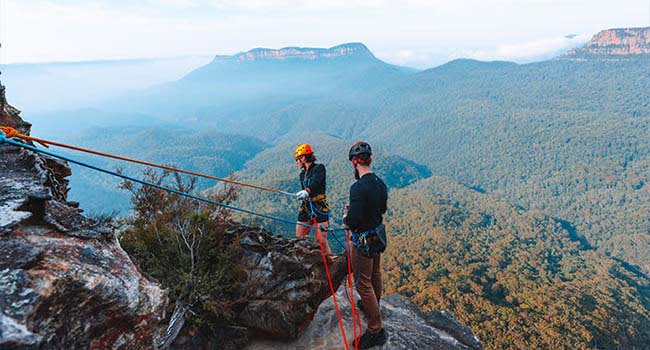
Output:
[294, 143, 314, 159]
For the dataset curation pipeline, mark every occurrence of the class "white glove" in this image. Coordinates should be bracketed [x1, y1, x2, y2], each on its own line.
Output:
[296, 190, 309, 200]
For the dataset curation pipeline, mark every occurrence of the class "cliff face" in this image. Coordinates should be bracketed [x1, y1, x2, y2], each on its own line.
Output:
[212, 43, 374, 63]
[0, 85, 167, 349]
[563, 27, 650, 59]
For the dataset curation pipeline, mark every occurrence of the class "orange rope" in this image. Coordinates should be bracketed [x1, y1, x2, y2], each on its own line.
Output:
[0, 126, 19, 138]
[314, 219, 349, 350]
[0, 126, 291, 195]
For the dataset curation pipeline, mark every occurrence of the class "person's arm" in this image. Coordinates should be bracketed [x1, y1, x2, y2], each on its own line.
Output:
[305, 164, 325, 195]
[380, 181, 388, 215]
[345, 183, 364, 231]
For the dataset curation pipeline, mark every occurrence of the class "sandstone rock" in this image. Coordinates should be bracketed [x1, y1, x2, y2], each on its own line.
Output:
[213, 43, 373, 63]
[169, 226, 349, 349]
[563, 27, 650, 59]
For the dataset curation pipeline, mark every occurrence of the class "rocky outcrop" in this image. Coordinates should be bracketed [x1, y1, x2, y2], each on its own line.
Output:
[0, 84, 168, 349]
[213, 43, 374, 62]
[171, 228, 349, 349]
[245, 291, 482, 350]
[563, 27, 650, 59]
[234, 227, 348, 339]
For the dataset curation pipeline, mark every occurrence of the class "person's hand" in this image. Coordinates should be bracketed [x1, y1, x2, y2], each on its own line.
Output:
[296, 190, 309, 200]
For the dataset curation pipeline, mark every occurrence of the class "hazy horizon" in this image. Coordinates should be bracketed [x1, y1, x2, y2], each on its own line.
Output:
[1, 0, 648, 68]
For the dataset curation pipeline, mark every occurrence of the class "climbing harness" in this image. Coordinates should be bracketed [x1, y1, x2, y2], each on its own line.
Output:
[350, 225, 387, 258]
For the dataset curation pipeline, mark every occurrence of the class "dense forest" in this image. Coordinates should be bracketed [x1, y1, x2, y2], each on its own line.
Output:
[382, 176, 650, 349]
[361, 58, 650, 273]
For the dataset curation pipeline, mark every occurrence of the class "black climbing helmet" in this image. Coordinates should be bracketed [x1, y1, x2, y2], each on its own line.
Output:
[348, 141, 372, 161]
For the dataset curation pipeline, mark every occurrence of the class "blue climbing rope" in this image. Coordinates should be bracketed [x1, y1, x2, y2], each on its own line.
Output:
[0, 132, 312, 228]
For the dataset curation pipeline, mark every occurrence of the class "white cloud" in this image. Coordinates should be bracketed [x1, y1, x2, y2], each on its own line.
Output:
[463, 34, 590, 62]
[151, 0, 200, 8]
[0, 0, 646, 66]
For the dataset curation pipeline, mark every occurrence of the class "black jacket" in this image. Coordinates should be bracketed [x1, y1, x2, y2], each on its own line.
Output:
[344, 172, 387, 233]
[299, 163, 326, 197]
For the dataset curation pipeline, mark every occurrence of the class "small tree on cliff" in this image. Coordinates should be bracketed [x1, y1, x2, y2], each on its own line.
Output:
[119, 169, 242, 347]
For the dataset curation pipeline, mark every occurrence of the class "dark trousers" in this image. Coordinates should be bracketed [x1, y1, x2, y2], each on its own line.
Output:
[351, 245, 382, 333]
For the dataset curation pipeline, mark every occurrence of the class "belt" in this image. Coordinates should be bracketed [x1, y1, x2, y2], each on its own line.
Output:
[309, 194, 327, 202]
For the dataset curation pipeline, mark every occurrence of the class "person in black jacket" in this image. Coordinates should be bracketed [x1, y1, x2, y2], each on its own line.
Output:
[294, 143, 332, 255]
[344, 141, 389, 349]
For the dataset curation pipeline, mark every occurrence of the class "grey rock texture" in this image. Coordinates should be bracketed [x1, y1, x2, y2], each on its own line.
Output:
[233, 225, 348, 339]
[245, 291, 482, 350]
[0, 84, 167, 350]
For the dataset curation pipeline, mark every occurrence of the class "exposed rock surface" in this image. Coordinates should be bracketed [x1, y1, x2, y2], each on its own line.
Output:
[213, 43, 374, 62]
[245, 291, 482, 350]
[563, 27, 650, 59]
[233, 226, 348, 339]
[0, 84, 167, 349]
[171, 228, 349, 349]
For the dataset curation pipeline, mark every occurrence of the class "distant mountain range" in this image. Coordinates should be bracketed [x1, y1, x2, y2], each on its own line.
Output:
[110, 43, 413, 140]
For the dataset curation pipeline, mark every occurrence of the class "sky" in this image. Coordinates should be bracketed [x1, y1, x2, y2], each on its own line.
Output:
[0, 0, 648, 68]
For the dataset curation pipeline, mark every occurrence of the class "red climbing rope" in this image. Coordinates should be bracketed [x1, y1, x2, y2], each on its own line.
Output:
[346, 230, 362, 350]
[314, 219, 349, 350]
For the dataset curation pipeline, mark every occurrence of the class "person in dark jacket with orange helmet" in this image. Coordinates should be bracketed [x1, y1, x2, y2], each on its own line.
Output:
[344, 141, 389, 349]
[294, 143, 332, 255]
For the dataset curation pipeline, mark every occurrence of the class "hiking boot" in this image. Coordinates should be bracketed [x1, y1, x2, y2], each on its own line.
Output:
[354, 328, 388, 349]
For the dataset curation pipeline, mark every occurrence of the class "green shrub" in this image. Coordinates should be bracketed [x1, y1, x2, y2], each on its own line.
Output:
[119, 169, 242, 328]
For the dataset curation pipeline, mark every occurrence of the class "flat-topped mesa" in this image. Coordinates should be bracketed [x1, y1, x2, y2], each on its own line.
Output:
[212, 43, 374, 62]
[563, 27, 650, 59]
